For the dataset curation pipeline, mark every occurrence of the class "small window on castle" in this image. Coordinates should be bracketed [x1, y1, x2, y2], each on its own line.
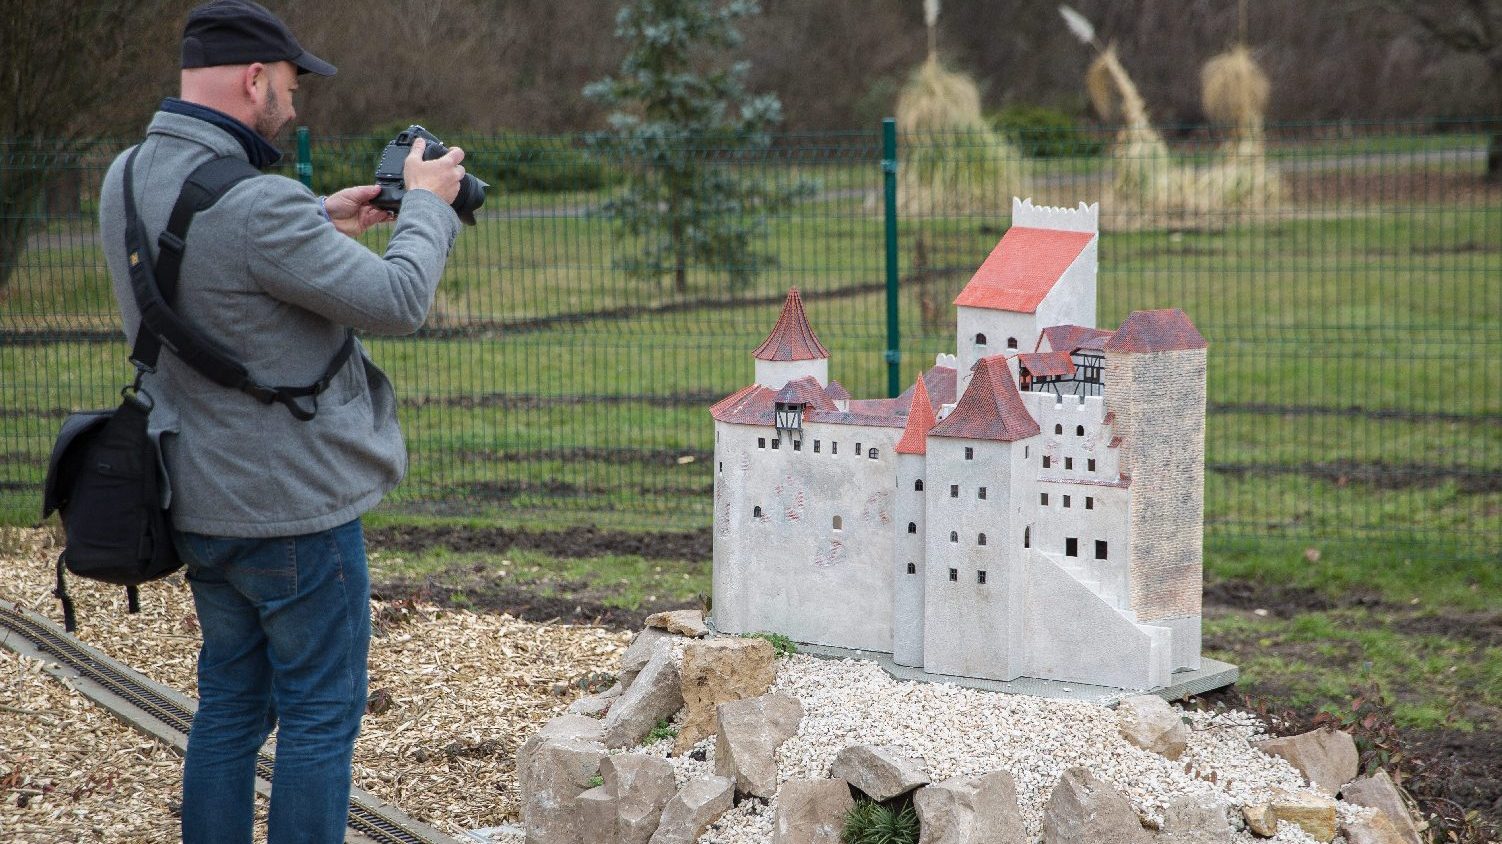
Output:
[856, 442, 862, 455]
[1043, 456, 1051, 469]
[832, 441, 838, 455]
[975, 333, 987, 345]
[907, 562, 917, 575]
[965, 446, 974, 460]
[950, 484, 959, 498]
[793, 439, 802, 451]
[1064, 457, 1073, 470]
[1025, 445, 1030, 458]
[758, 437, 766, 449]
[1086, 496, 1095, 510]
[949, 568, 958, 582]
[1006, 337, 1018, 349]
[868, 448, 878, 460]
[1024, 526, 1031, 548]
[1066, 537, 1079, 557]
[977, 533, 987, 546]
[814, 440, 821, 453]
[977, 487, 987, 500]
[908, 522, 917, 534]
[833, 516, 843, 530]
[1054, 423, 1063, 435]
[1076, 425, 1085, 436]
[1088, 458, 1096, 472]
[718, 462, 723, 472]
[753, 506, 763, 518]
[1095, 540, 1108, 560]
[1063, 495, 1071, 508]
[914, 479, 924, 492]
[977, 570, 988, 584]
[1040, 492, 1049, 505]
[950, 531, 959, 543]
[770, 438, 780, 450]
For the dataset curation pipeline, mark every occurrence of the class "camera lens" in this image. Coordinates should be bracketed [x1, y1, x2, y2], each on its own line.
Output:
[452, 173, 488, 226]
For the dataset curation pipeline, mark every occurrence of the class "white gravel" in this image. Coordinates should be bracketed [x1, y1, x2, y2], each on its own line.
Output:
[485, 651, 1377, 844]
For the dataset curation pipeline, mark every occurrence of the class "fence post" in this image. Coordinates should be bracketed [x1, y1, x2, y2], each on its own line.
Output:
[882, 117, 900, 398]
[296, 126, 312, 188]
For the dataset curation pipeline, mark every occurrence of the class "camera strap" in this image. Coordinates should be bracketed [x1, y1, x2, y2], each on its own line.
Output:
[121, 147, 355, 421]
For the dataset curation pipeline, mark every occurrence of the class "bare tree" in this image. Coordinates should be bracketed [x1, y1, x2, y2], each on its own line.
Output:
[0, 0, 190, 293]
[1378, 0, 1502, 180]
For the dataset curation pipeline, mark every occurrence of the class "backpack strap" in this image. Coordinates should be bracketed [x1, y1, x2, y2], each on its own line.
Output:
[121, 149, 355, 421]
[53, 552, 77, 632]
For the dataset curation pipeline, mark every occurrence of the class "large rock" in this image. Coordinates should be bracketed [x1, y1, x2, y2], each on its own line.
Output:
[517, 716, 608, 844]
[832, 745, 930, 801]
[1041, 768, 1153, 844]
[608, 755, 679, 844]
[675, 637, 777, 753]
[1158, 793, 1232, 844]
[773, 778, 855, 844]
[567, 682, 624, 718]
[1269, 789, 1337, 843]
[604, 639, 683, 748]
[574, 786, 619, 844]
[1115, 695, 1189, 761]
[1241, 803, 1278, 837]
[620, 628, 676, 689]
[913, 771, 1027, 844]
[715, 693, 804, 798]
[1340, 811, 1409, 844]
[1341, 770, 1421, 844]
[1254, 728, 1359, 795]
[645, 609, 709, 638]
[647, 775, 734, 844]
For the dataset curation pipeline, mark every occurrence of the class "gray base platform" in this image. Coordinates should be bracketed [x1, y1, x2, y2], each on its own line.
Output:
[795, 642, 1238, 707]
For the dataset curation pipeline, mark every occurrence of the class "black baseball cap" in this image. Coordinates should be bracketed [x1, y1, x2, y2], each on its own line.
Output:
[181, 0, 336, 77]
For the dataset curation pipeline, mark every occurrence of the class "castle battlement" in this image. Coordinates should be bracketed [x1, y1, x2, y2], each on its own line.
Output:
[1012, 197, 1100, 233]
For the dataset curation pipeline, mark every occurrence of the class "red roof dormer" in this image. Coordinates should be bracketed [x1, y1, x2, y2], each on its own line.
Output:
[954, 227, 1095, 313]
[895, 376, 937, 455]
[754, 289, 830, 361]
[1104, 309, 1207, 353]
[929, 356, 1041, 442]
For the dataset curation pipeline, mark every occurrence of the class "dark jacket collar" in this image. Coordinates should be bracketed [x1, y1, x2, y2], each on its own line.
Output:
[159, 97, 283, 169]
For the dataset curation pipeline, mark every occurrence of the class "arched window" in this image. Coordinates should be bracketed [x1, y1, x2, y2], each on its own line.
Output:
[1024, 526, 1031, 548]
[1076, 425, 1085, 436]
[949, 531, 959, 543]
[975, 333, 987, 345]
[1006, 337, 1018, 349]
[978, 533, 988, 546]
[753, 506, 763, 518]
[833, 515, 843, 530]
[907, 522, 917, 534]
[1054, 423, 1063, 435]
[914, 479, 924, 492]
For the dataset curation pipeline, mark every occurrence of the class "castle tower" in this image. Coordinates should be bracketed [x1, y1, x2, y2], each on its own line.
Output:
[1103, 309, 1208, 671]
[953, 199, 1099, 400]
[754, 289, 829, 389]
[892, 374, 938, 667]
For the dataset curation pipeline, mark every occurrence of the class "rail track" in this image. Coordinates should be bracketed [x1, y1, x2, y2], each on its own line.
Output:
[0, 600, 459, 844]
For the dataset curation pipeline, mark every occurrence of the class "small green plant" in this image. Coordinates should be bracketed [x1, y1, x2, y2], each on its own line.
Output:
[645, 719, 678, 744]
[743, 631, 798, 658]
[990, 104, 1103, 158]
[842, 798, 919, 844]
[587, 773, 604, 788]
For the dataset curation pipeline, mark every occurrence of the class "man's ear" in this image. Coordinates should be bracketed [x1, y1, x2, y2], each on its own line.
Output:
[242, 62, 268, 105]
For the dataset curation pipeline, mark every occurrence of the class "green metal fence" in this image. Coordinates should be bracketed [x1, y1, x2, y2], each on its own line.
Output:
[2, 119, 1498, 557]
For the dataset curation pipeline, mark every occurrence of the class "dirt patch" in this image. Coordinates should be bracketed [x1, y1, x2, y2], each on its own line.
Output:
[372, 569, 694, 630]
[367, 524, 711, 562]
[1205, 577, 1502, 647]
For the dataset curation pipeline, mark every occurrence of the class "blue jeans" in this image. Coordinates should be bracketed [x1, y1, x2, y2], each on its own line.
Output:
[174, 519, 370, 844]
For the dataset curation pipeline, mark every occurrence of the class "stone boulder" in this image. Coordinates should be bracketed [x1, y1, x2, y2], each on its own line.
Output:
[913, 771, 1026, 844]
[604, 639, 683, 748]
[1115, 695, 1189, 761]
[567, 682, 623, 718]
[619, 628, 676, 690]
[1241, 803, 1278, 838]
[647, 775, 734, 844]
[1042, 768, 1153, 844]
[517, 716, 608, 844]
[645, 609, 709, 638]
[714, 693, 804, 798]
[1340, 770, 1421, 844]
[675, 637, 777, 753]
[1254, 728, 1358, 795]
[1269, 789, 1337, 843]
[1340, 811, 1409, 844]
[831, 745, 930, 802]
[773, 778, 855, 844]
[1158, 793, 1232, 844]
[572, 754, 678, 844]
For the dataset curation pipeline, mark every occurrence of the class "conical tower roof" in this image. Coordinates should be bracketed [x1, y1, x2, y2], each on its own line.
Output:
[930, 356, 1040, 442]
[753, 289, 830, 361]
[895, 375, 937, 455]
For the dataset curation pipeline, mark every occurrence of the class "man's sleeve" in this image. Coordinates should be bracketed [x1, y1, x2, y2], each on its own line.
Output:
[246, 176, 461, 335]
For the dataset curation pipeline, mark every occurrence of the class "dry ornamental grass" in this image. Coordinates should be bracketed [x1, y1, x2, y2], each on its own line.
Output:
[0, 528, 627, 841]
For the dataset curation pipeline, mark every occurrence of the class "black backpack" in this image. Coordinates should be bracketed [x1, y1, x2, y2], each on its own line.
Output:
[41, 146, 355, 631]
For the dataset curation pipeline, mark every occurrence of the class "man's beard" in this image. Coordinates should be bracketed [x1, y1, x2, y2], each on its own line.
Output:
[253, 86, 291, 141]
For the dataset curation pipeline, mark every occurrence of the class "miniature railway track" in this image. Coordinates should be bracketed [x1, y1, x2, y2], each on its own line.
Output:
[0, 602, 457, 844]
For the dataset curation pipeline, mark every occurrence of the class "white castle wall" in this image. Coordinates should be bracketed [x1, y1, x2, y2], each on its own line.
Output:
[892, 452, 927, 667]
[755, 357, 828, 390]
[712, 419, 899, 652]
[956, 308, 1038, 399]
[1012, 197, 1100, 232]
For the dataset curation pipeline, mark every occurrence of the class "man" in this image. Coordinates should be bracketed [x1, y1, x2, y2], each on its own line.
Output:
[97, 2, 467, 841]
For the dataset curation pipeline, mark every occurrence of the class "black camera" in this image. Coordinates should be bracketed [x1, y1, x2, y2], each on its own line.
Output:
[372, 125, 488, 226]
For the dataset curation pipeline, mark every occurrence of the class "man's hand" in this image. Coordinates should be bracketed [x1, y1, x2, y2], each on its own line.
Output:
[324, 185, 393, 237]
[403, 137, 465, 205]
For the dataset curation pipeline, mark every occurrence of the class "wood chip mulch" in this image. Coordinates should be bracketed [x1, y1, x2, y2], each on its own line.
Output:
[0, 528, 628, 842]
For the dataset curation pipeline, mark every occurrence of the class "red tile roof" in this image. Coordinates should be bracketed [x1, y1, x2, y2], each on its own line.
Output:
[825, 380, 851, 401]
[1104, 309, 1207, 353]
[929, 356, 1041, 442]
[753, 289, 830, 361]
[953, 227, 1095, 313]
[895, 376, 937, 455]
[1016, 351, 1075, 378]
[1038, 324, 1114, 353]
[774, 376, 839, 411]
[710, 383, 775, 425]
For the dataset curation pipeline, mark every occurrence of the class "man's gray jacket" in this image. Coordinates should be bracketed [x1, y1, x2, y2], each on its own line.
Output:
[99, 111, 460, 538]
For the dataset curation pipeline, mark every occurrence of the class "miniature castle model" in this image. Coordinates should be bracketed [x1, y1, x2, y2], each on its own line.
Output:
[710, 198, 1208, 691]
